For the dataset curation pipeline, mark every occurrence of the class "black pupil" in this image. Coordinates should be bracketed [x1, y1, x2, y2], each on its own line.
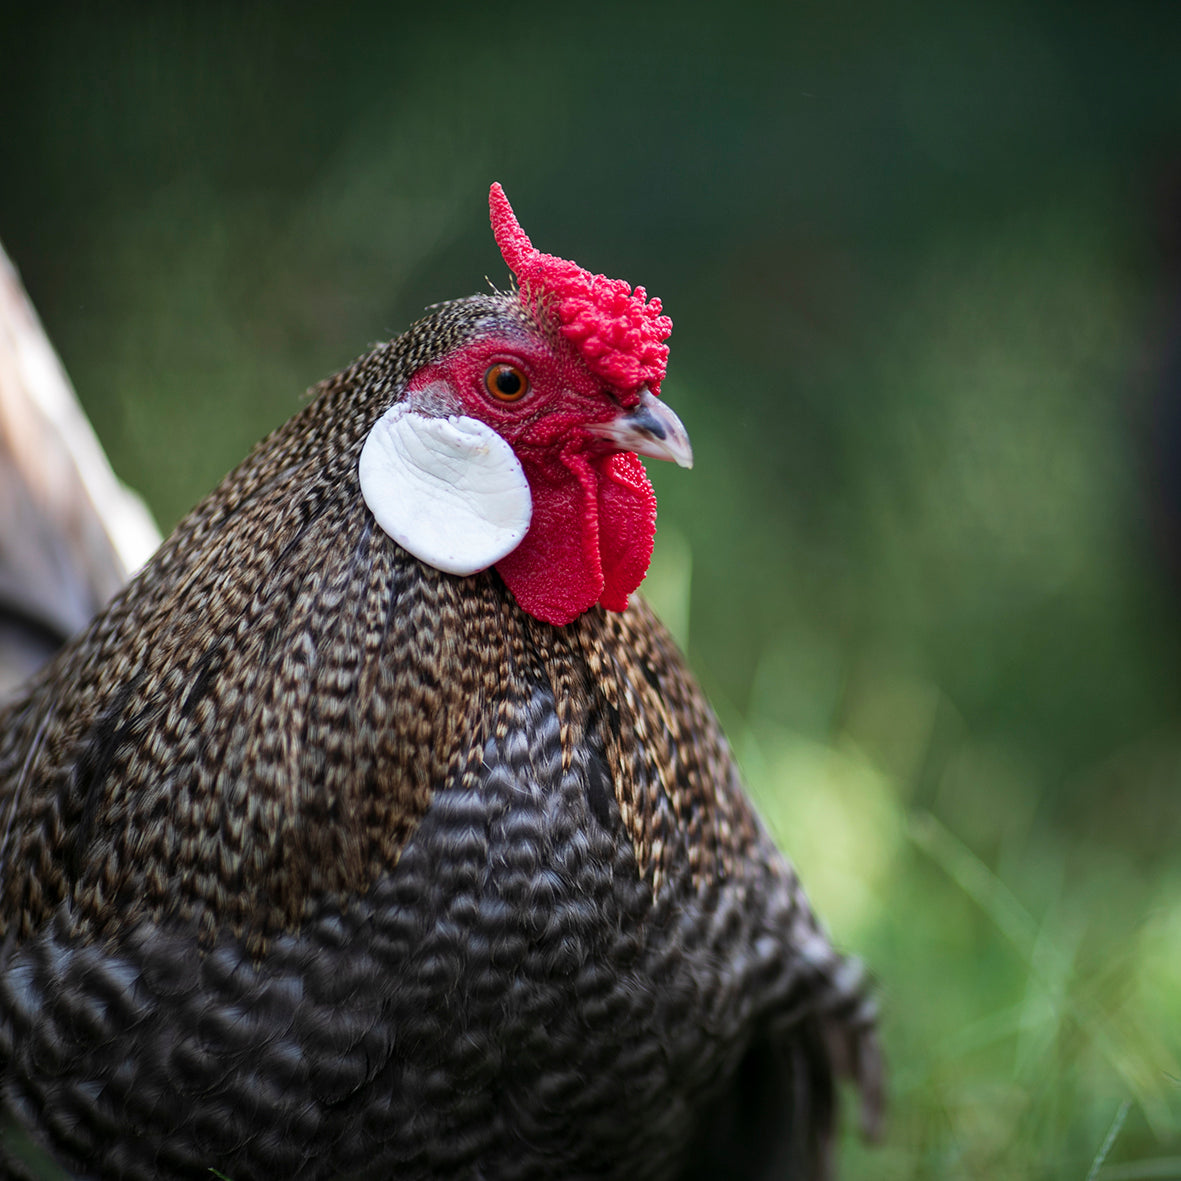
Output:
[495, 367, 522, 396]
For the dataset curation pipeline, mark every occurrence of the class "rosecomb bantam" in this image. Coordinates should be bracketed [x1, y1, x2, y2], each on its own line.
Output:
[0, 186, 882, 1180]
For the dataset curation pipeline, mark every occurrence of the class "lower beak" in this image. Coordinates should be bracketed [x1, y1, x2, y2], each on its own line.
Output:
[589, 388, 694, 470]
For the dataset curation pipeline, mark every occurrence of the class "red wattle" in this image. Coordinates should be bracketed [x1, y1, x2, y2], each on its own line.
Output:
[493, 452, 656, 627]
[596, 452, 656, 613]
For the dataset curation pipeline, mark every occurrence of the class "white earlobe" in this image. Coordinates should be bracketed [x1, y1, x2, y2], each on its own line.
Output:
[359, 403, 532, 575]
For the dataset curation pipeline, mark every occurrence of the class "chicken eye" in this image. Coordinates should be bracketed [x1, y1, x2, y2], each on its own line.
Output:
[484, 364, 529, 402]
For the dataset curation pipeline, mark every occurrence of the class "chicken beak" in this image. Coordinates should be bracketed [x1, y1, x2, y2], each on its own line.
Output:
[589, 388, 694, 470]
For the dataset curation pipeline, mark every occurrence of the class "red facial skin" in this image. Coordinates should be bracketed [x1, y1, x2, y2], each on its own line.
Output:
[403, 328, 657, 627]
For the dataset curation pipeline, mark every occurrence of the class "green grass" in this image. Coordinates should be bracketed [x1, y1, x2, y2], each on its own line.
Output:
[727, 664, 1181, 1179]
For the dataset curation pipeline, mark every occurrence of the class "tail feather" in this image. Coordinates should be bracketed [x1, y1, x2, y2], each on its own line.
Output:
[682, 951, 884, 1181]
[822, 955, 886, 1144]
[0, 239, 159, 695]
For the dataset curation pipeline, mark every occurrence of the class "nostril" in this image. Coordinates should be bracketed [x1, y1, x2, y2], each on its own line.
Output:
[628, 404, 667, 440]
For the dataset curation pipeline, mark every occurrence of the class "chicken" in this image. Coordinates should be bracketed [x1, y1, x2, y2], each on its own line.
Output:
[0, 185, 882, 1180]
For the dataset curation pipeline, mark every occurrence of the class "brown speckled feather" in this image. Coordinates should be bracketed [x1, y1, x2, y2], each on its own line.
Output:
[0, 291, 881, 1180]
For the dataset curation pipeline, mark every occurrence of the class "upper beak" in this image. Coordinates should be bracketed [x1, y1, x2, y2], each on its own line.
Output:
[588, 388, 694, 470]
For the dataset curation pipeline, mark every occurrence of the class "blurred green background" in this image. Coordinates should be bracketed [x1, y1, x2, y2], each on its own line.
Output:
[3, 2, 1181, 1176]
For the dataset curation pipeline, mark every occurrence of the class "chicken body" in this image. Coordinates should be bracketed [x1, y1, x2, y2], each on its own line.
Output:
[0, 218, 880, 1179]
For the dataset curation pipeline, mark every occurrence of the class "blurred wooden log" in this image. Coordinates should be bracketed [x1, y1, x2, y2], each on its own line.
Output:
[0, 239, 160, 697]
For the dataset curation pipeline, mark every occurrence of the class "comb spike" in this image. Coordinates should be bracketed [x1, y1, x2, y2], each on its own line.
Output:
[489, 182, 535, 274]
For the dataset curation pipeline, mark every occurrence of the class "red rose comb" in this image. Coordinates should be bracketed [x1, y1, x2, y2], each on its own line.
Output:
[489, 183, 672, 404]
